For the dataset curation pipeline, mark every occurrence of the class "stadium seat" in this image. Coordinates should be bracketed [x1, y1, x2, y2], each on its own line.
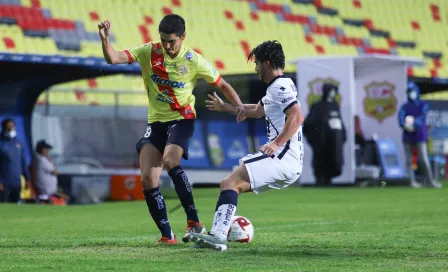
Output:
[1, 0, 447, 105]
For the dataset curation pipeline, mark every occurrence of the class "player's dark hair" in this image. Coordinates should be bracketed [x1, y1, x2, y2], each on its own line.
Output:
[248, 40, 285, 70]
[159, 14, 186, 37]
[1, 118, 14, 132]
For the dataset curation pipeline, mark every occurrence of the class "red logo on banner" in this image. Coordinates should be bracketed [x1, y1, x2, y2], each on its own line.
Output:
[363, 81, 397, 123]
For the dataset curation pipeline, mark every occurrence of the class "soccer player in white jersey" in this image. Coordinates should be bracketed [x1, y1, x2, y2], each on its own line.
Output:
[187, 40, 304, 251]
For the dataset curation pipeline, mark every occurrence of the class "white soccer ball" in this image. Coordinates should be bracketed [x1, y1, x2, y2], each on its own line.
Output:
[227, 215, 254, 243]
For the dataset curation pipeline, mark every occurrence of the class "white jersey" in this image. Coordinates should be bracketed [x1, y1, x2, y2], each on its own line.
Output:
[260, 75, 303, 160]
[240, 75, 303, 194]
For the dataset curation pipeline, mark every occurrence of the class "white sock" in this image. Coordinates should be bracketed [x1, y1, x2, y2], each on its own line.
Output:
[210, 204, 236, 241]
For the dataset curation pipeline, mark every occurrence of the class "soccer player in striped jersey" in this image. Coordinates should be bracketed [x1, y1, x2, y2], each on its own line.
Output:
[98, 14, 245, 244]
[187, 40, 304, 251]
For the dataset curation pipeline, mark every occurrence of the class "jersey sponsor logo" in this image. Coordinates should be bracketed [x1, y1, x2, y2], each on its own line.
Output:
[281, 97, 294, 104]
[165, 62, 177, 68]
[204, 59, 218, 75]
[156, 89, 175, 104]
[291, 84, 298, 92]
[152, 46, 162, 54]
[363, 81, 397, 123]
[262, 98, 271, 105]
[150, 74, 186, 88]
[152, 61, 163, 67]
[185, 51, 193, 60]
[276, 86, 290, 96]
[177, 64, 189, 76]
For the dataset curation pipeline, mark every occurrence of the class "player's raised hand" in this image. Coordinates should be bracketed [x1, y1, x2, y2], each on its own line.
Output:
[98, 20, 111, 41]
[205, 92, 225, 112]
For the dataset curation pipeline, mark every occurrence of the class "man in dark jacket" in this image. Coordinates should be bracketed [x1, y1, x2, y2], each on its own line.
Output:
[398, 82, 442, 188]
[0, 119, 30, 203]
[303, 83, 346, 186]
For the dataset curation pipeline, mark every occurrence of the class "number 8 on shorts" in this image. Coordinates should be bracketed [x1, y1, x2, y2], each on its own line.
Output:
[144, 125, 152, 138]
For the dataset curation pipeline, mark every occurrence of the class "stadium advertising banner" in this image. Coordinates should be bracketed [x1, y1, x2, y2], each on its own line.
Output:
[426, 100, 448, 140]
[297, 58, 356, 184]
[354, 61, 407, 174]
[425, 100, 448, 155]
[253, 119, 268, 150]
[181, 120, 211, 169]
[110, 175, 144, 201]
[206, 121, 250, 170]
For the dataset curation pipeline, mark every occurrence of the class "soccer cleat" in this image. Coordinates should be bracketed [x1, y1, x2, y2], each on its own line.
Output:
[409, 180, 422, 188]
[182, 220, 206, 243]
[188, 233, 227, 252]
[156, 235, 178, 245]
[429, 180, 443, 189]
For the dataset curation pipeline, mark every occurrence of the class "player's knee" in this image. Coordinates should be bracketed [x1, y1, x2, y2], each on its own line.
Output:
[163, 156, 181, 171]
[141, 173, 159, 190]
[220, 178, 241, 193]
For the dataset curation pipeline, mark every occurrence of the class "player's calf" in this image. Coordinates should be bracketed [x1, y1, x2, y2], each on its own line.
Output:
[143, 187, 176, 242]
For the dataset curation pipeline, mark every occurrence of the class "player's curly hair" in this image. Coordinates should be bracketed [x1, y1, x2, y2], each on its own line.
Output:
[159, 14, 185, 37]
[248, 40, 285, 70]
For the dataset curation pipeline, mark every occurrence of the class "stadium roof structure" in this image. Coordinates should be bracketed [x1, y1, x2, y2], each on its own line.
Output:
[0, 52, 142, 115]
[0, 53, 142, 161]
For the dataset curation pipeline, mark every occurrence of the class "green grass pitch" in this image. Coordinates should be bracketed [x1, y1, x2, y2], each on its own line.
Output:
[1, 184, 448, 271]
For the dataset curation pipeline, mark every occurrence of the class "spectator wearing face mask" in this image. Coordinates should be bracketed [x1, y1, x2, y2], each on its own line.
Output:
[0, 119, 30, 203]
[398, 82, 442, 188]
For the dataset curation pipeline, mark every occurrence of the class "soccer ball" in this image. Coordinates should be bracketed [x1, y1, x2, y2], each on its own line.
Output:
[227, 216, 254, 243]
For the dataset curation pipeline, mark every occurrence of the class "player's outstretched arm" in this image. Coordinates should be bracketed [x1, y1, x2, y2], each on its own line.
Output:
[206, 92, 264, 119]
[98, 20, 129, 64]
[212, 78, 248, 122]
[213, 78, 243, 108]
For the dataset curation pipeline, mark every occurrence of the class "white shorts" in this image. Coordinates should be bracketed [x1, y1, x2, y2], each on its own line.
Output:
[240, 151, 302, 194]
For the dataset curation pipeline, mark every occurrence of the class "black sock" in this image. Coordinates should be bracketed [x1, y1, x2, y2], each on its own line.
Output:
[168, 165, 200, 223]
[143, 187, 173, 239]
[215, 189, 239, 211]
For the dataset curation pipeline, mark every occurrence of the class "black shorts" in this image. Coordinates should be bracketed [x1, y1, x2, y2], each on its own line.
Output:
[136, 119, 195, 160]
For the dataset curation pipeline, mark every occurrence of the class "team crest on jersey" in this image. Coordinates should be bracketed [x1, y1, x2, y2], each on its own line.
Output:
[307, 77, 341, 108]
[363, 81, 397, 123]
[177, 65, 189, 76]
[185, 52, 193, 60]
[152, 46, 162, 54]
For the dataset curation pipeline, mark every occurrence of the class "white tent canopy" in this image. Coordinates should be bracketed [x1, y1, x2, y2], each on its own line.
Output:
[289, 55, 423, 184]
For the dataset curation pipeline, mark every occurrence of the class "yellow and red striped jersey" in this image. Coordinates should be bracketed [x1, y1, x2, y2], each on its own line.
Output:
[124, 42, 221, 123]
